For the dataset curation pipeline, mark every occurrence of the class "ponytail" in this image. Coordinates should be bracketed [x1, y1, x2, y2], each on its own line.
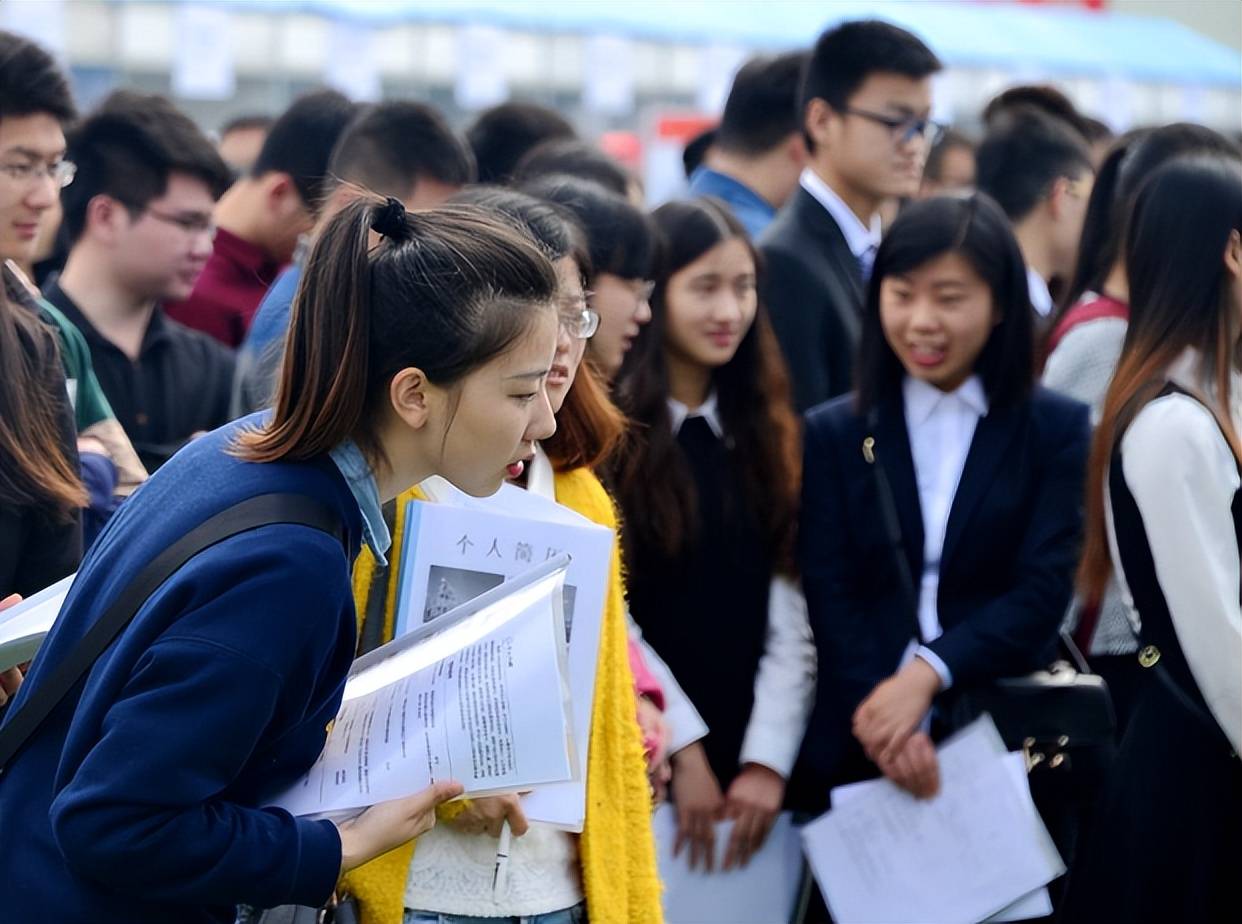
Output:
[235, 195, 558, 466]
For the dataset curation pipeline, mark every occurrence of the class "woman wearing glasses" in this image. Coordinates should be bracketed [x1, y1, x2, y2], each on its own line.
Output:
[341, 189, 664, 924]
[610, 198, 812, 884]
[521, 174, 656, 381]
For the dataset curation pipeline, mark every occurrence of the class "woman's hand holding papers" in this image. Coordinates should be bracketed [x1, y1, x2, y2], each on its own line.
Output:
[853, 657, 942, 769]
[722, 762, 785, 870]
[445, 795, 530, 838]
[670, 741, 725, 871]
[336, 779, 465, 874]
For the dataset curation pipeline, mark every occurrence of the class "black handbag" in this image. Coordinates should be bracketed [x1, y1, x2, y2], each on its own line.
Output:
[861, 426, 1116, 784]
[0, 493, 348, 918]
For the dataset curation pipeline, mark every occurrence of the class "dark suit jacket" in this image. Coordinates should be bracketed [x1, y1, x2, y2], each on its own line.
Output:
[796, 385, 1090, 805]
[759, 186, 865, 412]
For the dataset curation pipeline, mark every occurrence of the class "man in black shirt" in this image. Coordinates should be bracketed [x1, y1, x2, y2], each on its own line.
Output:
[44, 91, 233, 472]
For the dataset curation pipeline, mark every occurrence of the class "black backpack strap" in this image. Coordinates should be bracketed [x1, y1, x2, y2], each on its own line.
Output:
[0, 493, 343, 772]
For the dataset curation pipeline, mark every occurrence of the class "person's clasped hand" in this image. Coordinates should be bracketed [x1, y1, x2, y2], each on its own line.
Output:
[852, 656, 943, 797]
[721, 762, 785, 870]
[670, 741, 725, 871]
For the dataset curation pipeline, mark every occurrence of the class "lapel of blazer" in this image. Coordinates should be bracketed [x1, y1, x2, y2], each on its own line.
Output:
[791, 187, 866, 312]
[869, 393, 925, 579]
[940, 400, 1025, 570]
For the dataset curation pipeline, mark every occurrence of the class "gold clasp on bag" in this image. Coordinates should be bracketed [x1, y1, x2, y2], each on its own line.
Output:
[1022, 737, 1045, 771]
[1138, 645, 1161, 668]
[862, 437, 875, 464]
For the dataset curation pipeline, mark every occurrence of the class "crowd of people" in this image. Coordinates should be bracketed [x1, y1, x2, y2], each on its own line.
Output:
[0, 16, 1238, 924]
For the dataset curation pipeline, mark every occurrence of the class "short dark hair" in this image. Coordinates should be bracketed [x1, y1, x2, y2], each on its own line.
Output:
[451, 184, 590, 278]
[982, 85, 1092, 142]
[251, 89, 357, 211]
[466, 102, 576, 184]
[512, 139, 631, 198]
[975, 108, 1093, 222]
[522, 174, 653, 281]
[219, 114, 274, 137]
[682, 126, 717, 178]
[61, 90, 231, 244]
[0, 30, 75, 124]
[801, 20, 941, 145]
[328, 101, 474, 198]
[716, 52, 808, 157]
[856, 194, 1034, 413]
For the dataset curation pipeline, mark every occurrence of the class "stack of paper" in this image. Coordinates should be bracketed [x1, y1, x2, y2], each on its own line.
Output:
[802, 716, 1063, 924]
[267, 557, 578, 820]
[396, 480, 615, 831]
[652, 805, 805, 924]
[0, 575, 73, 671]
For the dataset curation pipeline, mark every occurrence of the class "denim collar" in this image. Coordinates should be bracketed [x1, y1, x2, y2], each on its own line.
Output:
[329, 439, 391, 566]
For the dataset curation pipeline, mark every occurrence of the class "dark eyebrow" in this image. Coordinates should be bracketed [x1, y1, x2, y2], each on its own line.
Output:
[2, 146, 63, 162]
[505, 368, 551, 381]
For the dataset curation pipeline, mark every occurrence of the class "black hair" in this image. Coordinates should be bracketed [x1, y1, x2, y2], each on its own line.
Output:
[975, 107, 1093, 222]
[1055, 123, 1240, 315]
[512, 139, 631, 198]
[982, 84, 1092, 141]
[923, 128, 975, 184]
[328, 101, 474, 199]
[0, 30, 75, 124]
[451, 185, 591, 279]
[61, 90, 231, 244]
[466, 102, 576, 185]
[611, 196, 800, 571]
[717, 51, 808, 158]
[251, 89, 358, 212]
[682, 126, 717, 178]
[219, 114, 274, 136]
[801, 20, 941, 148]
[1081, 116, 1113, 147]
[856, 194, 1034, 413]
[521, 174, 654, 281]
[237, 198, 559, 467]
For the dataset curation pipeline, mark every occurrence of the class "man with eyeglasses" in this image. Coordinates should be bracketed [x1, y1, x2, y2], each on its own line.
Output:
[0, 30, 148, 516]
[44, 91, 235, 473]
[759, 20, 942, 412]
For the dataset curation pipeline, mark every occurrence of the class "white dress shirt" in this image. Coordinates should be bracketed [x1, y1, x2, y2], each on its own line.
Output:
[800, 167, 882, 271]
[666, 393, 818, 777]
[1105, 350, 1242, 754]
[903, 375, 990, 688]
[1026, 267, 1054, 318]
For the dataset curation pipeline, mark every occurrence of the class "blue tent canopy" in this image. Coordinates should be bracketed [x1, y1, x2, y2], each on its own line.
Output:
[234, 0, 1241, 87]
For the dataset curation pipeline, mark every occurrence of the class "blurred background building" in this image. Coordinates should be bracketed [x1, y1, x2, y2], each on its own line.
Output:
[4, 0, 1240, 203]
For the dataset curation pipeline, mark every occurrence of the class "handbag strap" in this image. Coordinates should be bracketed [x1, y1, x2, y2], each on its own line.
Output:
[0, 493, 344, 773]
[862, 416, 923, 644]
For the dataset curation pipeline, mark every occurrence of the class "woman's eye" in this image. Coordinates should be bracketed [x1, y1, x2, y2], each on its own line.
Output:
[514, 393, 538, 404]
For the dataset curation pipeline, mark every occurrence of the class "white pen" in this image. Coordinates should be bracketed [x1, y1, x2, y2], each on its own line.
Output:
[491, 819, 512, 899]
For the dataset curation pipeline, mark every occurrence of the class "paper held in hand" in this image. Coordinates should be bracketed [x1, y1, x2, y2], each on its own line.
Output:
[801, 715, 1065, 924]
[0, 575, 73, 672]
[266, 556, 579, 820]
[396, 480, 615, 831]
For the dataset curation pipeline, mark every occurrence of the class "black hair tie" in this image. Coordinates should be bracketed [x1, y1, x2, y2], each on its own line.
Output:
[371, 196, 408, 240]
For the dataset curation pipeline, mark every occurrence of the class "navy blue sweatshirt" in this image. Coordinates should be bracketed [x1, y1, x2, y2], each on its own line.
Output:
[0, 416, 363, 922]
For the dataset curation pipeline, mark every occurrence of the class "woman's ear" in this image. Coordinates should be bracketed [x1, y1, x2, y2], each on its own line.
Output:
[1223, 229, 1242, 280]
[388, 366, 433, 430]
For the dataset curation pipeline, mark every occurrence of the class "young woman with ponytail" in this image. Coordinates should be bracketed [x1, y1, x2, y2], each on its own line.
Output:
[1062, 156, 1242, 924]
[343, 188, 664, 924]
[0, 197, 563, 923]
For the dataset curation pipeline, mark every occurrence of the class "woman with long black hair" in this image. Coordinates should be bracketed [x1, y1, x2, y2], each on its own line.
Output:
[0, 198, 563, 923]
[611, 197, 811, 875]
[1063, 156, 1242, 923]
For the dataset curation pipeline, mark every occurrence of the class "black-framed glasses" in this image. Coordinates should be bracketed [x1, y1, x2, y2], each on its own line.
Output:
[0, 158, 76, 188]
[144, 207, 216, 237]
[843, 107, 944, 146]
[559, 291, 599, 339]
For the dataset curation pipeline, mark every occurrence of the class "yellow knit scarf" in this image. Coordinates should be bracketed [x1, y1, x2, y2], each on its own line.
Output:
[340, 471, 663, 924]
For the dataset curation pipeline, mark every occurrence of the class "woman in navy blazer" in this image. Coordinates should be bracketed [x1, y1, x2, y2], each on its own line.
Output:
[799, 194, 1090, 805]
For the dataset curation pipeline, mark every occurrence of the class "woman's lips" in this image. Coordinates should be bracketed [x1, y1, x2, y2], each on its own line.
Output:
[908, 344, 946, 367]
[707, 330, 738, 349]
[547, 364, 570, 386]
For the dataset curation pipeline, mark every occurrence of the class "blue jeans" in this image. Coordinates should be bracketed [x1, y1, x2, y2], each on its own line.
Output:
[403, 905, 586, 924]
